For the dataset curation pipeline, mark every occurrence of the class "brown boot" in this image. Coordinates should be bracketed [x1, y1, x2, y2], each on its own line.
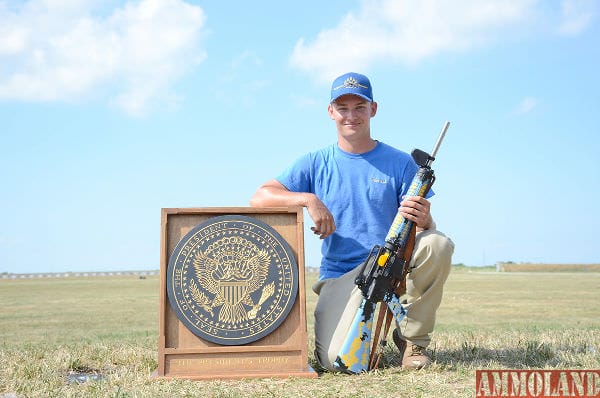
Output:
[392, 329, 431, 370]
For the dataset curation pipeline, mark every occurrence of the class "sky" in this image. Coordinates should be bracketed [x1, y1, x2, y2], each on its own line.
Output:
[1, 0, 599, 274]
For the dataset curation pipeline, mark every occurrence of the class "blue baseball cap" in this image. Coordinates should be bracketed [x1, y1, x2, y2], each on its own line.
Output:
[330, 72, 373, 103]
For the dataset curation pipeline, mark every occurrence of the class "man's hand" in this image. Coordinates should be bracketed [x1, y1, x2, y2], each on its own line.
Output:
[250, 179, 336, 239]
[399, 196, 434, 231]
[306, 195, 336, 239]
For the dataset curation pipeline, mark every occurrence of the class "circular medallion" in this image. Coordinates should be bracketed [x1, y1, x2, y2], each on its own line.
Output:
[166, 215, 299, 345]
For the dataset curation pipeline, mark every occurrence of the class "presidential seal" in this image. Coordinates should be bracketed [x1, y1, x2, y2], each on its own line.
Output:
[166, 215, 299, 345]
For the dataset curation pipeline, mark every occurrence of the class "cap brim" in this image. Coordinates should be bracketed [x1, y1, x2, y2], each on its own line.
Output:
[330, 92, 372, 103]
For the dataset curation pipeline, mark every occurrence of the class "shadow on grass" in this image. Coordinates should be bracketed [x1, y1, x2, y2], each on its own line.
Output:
[430, 340, 561, 369]
[371, 339, 569, 371]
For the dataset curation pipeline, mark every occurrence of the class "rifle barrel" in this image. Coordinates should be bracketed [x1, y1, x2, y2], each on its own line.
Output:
[430, 121, 450, 160]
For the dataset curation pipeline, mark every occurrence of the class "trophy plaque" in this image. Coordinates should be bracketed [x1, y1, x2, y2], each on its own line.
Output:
[156, 207, 317, 380]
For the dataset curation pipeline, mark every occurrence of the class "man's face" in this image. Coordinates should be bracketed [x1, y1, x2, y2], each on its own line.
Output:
[328, 94, 377, 141]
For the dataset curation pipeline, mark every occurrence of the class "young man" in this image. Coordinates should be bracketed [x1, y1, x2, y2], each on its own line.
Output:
[249, 72, 454, 371]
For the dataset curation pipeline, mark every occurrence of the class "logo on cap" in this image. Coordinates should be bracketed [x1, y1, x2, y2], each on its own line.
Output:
[333, 77, 369, 91]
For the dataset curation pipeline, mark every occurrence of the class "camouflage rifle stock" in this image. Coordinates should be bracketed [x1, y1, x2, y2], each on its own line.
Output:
[332, 121, 450, 374]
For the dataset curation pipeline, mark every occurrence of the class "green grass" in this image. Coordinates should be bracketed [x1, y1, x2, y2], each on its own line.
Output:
[1, 270, 599, 397]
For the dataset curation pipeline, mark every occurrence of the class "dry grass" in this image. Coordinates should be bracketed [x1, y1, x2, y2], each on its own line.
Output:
[1, 268, 599, 397]
[497, 263, 600, 272]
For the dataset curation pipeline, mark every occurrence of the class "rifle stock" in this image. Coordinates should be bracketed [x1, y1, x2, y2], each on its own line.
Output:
[332, 122, 450, 373]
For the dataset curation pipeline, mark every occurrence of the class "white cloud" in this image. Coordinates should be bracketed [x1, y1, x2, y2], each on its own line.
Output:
[289, 0, 542, 81]
[515, 96, 538, 115]
[0, 0, 207, 116]
[558, 0, 596, 36]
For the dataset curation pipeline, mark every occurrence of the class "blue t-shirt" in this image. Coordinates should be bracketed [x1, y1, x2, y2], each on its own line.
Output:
[277, 141, 431, 280]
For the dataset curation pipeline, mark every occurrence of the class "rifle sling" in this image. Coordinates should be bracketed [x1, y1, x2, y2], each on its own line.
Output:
[369, 304, 395, 370]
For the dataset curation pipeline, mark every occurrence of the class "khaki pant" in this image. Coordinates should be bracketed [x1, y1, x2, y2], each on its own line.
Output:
[312, 230, 454, 371]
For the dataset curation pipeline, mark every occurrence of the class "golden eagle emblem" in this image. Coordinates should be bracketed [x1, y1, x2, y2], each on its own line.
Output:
[191, 236, 274, 324]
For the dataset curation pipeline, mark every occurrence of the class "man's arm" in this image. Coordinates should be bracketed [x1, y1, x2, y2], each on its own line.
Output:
[250, 179, 336, 239]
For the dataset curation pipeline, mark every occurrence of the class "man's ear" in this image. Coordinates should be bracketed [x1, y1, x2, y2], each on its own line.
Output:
[370, 101, 378, 117]
[328, 103, 335, 120]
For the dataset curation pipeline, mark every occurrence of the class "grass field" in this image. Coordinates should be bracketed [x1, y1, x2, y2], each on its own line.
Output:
[1, 268, 599, 397]
[496, 262, 600, 272]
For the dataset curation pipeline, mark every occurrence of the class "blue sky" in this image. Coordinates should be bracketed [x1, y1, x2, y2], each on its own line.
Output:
[1, 0, 599, 273]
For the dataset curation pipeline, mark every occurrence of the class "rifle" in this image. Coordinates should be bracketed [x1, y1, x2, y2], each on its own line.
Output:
[332, 121, 450, 374]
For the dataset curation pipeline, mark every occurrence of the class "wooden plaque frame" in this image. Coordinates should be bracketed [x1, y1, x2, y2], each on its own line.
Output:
[156, 207, 317, 380]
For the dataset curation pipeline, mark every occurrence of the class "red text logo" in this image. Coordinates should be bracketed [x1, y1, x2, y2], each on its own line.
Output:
[476, 370, 600, 398]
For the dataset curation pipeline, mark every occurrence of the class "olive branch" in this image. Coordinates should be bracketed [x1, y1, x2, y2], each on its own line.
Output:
[247, 282, 275, 320]
[189, 279, 213, 316]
